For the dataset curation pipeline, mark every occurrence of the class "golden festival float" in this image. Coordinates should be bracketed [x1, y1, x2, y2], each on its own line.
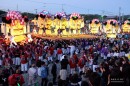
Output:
[32, 10, 53, 35]
[53, 12, 68, 36]
[1, 10, 29, 42]
[89, 19, 101, 34]
[103, 19, 120, 38]
[122, 20, 130, 33]
[32, 12, 84, 36]
[69, 13, 84, 35]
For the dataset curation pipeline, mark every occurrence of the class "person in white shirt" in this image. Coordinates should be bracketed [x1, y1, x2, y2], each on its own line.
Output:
[119, 50, 126, 57]
[47, 55, 53, 62]
[15, 53, 21, 66]
[27, 34, 33, 42]
[10, 35, 17, 47]
[107, 52, 111, 58]
[28, 64, 38, 86]
[37, 66, 42, 86]
[60, 69, 67, 80]
[75, 48, 79, 55]
[68, 44, 76, 57]
[59, 69, 67, 86]
[113, 51, 119, 57]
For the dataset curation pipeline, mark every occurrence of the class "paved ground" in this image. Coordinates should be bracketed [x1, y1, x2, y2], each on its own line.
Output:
[22, 62, 59, 86]
[33, 34, 100, 40]
[22, 56, 103, 86]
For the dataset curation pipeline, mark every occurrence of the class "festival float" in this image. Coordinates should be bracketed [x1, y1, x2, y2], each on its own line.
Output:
[60, 13, 68, 35]
[45, 13, 53, 35]
[1, 10, 29, 42]
[53, 12, 67, 36]
[103, 19, 119, 38]
[32, 10, 51, 35]
[89, 19, 101, 34]
[122, 20, 130, 33]
[70, 13, 83, 34]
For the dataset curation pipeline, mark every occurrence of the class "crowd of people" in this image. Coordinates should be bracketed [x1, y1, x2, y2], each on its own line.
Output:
[0, 34, 130, 86]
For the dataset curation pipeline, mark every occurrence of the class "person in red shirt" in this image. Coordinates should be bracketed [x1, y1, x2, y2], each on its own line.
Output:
[78, 54, 86, 73]
[35, 51, 39, 62]
[57, 48, 63, 61]
[3, 54, 13, 67]
[73, 53, 79, 64]
[49, 45, 54, 56]
[20, 53, 28, 73]
[69, 57, 76, 74]
[89, 45, 93, 54]
[8, 69, 25, 86]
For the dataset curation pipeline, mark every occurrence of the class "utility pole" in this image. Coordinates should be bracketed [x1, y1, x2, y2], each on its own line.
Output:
[122, 13, 124, 22]
[35, 9, 37, 14]
[88, 9, 89, 14]
[119, 7, 121, 22]
[62, 4, 64, 12]
[119, 7, 121, 30]
[17, 4, 18, 11]
[102, 11, 105, 22]
[102, 10, 105, 32]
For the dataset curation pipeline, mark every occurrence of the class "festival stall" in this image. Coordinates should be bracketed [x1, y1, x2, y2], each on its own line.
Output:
[89, 19, 101, 34]
[1, 10, 29, 42]
[70, 13, 83, 34]
[122, 20, 130, 33]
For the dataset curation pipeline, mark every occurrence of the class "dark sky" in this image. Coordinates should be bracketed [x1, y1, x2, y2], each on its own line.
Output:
[0, 0, 129, 15]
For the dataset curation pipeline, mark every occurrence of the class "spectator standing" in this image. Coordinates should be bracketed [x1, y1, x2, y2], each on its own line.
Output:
[51, 60, 57, 84]
[69, 56, 77, 74]
[28, 64, 38, 86]
[20, 53, 28, 73]
[40, 61, 48, 86]
[8, 69, 25, 86]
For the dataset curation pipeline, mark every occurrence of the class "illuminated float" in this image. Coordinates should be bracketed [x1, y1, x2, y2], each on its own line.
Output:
[70, 13, 83, 34]
[53, 12, 67, 36]
[32, 10, 51, 35]
[1, 10, 29, 42]
[122, 20, 130, 33]
[89, 19, 101, 34]
[103, 19, 120, 38]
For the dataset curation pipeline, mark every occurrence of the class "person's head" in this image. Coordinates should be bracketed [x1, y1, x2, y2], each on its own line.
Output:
[95, 67, 100, 72]
[64, 55, 67, 59]
[5, 54, 8, 58]
[55, 60, 59, 63]
[8, 33, 11, 36]
[47, 82, 53, 86]
[41, 61, 45, 66]
[31, 63, 36, 67]
[81, 81, 89, 86]
[15, 69, 20, 74]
